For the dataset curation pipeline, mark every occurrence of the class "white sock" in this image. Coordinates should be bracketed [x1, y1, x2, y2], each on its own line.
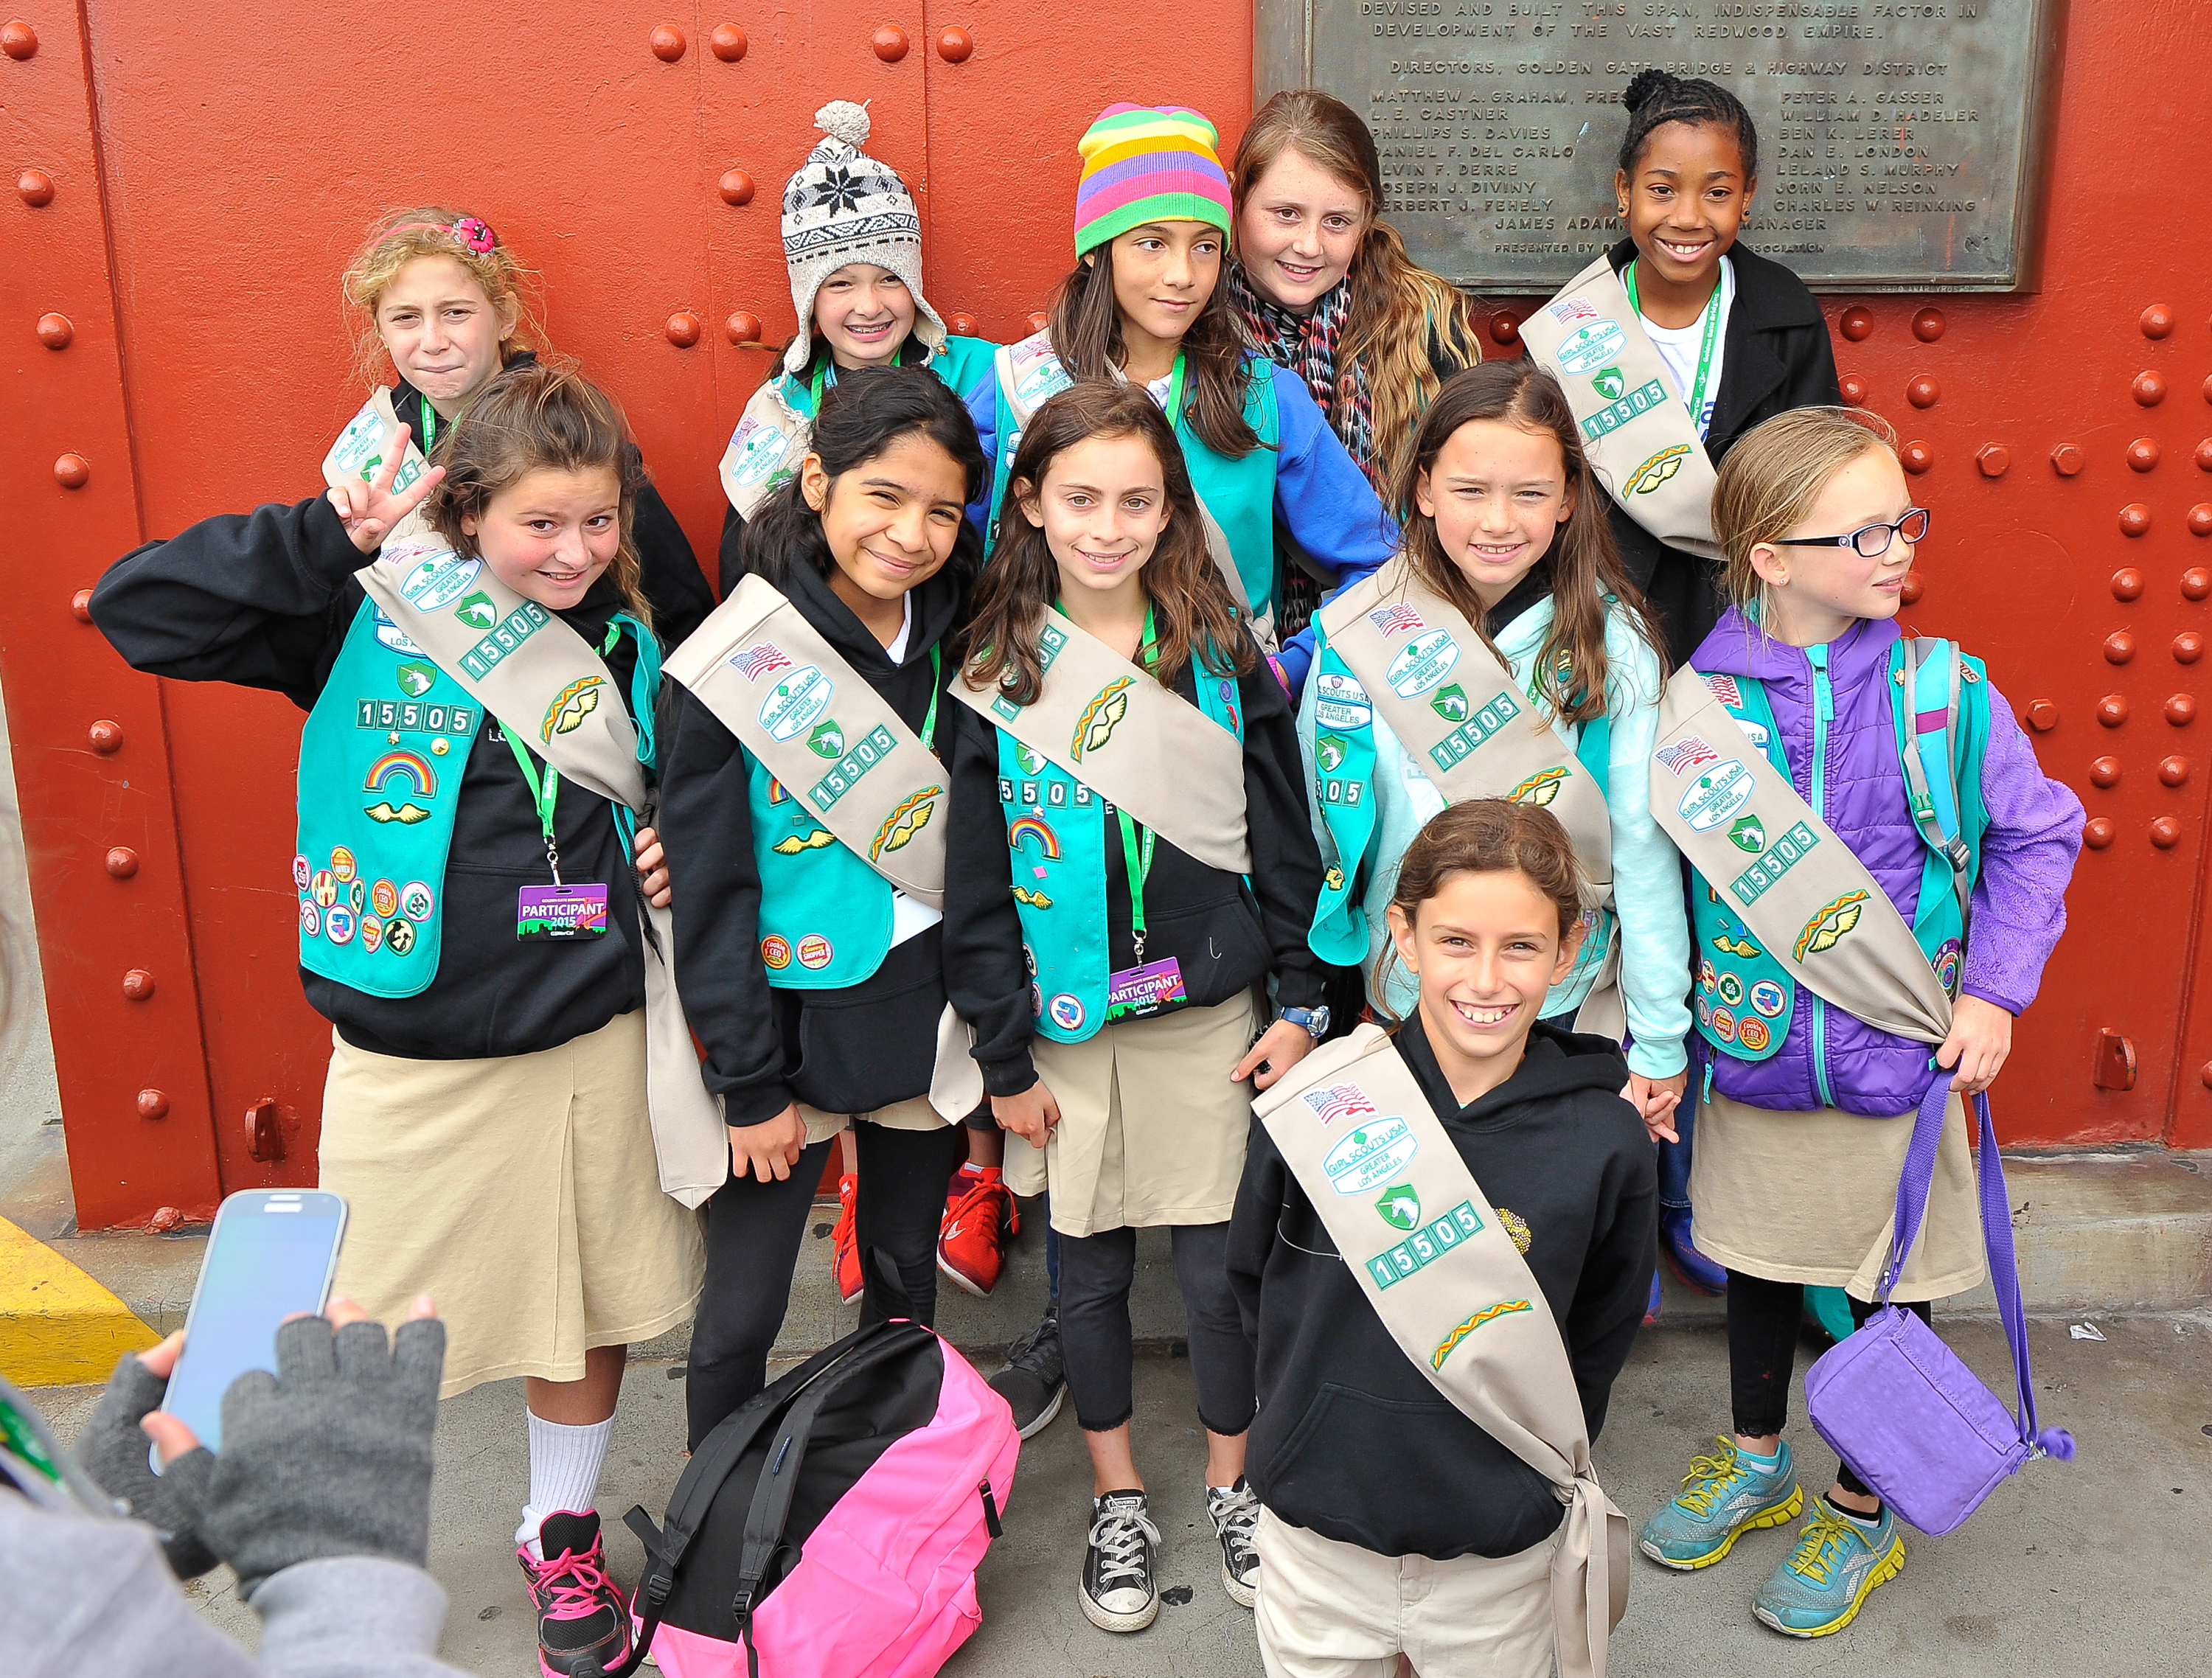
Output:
[517, 1413, 616, 1558]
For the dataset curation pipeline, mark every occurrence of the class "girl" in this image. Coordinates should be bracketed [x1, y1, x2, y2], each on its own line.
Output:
[1228, 88, 1482, 500]
[1300, 360, 1688, 1323]
[1636, 408, 2081, 1636]
[717, 101, 999, 595]
[966, 102, 1396, 693]
[661, 366, 989, 1444]
[91, 363, 711, 1678]
[1523, 72, 1840, 669]
[943, 380, 1330, 1632]
[1229, 801, 1655, 1678]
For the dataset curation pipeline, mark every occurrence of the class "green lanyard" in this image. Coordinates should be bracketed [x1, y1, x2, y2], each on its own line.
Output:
[919, 641, 942, 751]
[1113, 605, 1163, 961]
[1159, 352, 1187, 430]
[499, 725, 563, 883]
[1625, 260, 1723, 440]
[810, 341, 905, 413]
[418, 400, 437, 455]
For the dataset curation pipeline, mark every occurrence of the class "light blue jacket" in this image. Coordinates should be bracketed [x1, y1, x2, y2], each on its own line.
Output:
[1297, 593, 1691, 1078]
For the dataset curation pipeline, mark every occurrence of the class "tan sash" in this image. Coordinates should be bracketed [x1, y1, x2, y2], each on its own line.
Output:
[1520, 257, 1722, 563]
[1257, 1026, 1628, 1678]
[953, 609, 1251, 875]
[1649, 667, 1950, 1045]
[664, 577, 984, 1119]
[324, 389, 434, 546]
[318, 411, 728, 1205]
[717, 380, 808, 523]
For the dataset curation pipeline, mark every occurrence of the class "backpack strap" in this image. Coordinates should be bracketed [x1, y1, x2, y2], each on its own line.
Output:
[1892, 636, 1975, 983]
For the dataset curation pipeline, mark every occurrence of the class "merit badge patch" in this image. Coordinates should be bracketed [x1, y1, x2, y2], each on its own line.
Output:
[1386, 630, 1459, 700]
[330, 846, 358, 883]
[1717, 972, 1745, 1006]
[291, 854, 310, 891]
[1933, 938, 1962, 992]
[796, 934, 834, 969]
[760, 935, 793, 969]
[760, 667, 834, 743]
[1071, 679, 1133, 761]
[360, 916, 384, 954]
[310, 869, 338, 908]
[1374, 1183, 1421, 1231]
[299, 901, 319, 937]
[1656, 736, 1719, 777]
[383, 918, 416, 955]
[1507, 765, 1568, 807]
[870, 787, 941, 859]
[541, 676, 605, 743]
[371, 878, 400, 919]
[398, 880, 434, 922]
[1626, 443, 1693, 497]
[1322, 1118, 1419, 1197]
[1735, 1017, 1771, 1051]
[324, 904, 356, 945]
[1678, 761, 1753, 832]
[1303, 1082, 1378, 1126]
[347, 877, 367, 916]
[1046, 992, 1086, 1032]
[1711, 1008, 1737, 1042]
[1795, 891, 1870, 961]
[1430, 1299, 1533, 1370]
[1555, 319, 1627, 375]
[1750, 979, 1786, 1017]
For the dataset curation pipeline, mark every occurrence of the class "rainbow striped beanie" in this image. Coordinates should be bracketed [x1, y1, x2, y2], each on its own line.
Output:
[1072, 103, 1234, 257]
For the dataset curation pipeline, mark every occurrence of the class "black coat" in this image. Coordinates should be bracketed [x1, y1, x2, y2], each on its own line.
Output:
[1228, 1017, 1656, 1560]
[1600, 238, 1843, 666]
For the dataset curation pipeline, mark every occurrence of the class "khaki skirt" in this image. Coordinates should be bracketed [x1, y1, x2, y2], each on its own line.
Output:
[1689, 1087, 1985, 1303]
[1009, 992, 1262, 1239]
[318, 1010, 706, 1397]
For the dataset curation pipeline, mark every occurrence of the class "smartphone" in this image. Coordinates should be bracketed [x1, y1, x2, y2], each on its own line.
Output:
[153, 1189, 347, 1470]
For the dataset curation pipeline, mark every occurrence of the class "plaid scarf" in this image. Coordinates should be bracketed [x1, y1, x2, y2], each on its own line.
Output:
[1230, 265, 1382, 491]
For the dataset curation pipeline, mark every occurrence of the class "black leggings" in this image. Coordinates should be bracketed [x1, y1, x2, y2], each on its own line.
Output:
[1057, 1221, 1255, 1438]
[685, 1121, 967, 1448]
[1726, 1268, 1932, 1500]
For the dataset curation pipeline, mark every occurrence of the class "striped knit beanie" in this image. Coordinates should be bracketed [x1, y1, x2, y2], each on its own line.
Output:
[1072, 103, 1234, 257]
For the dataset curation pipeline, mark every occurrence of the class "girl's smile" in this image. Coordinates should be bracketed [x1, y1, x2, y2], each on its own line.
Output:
[1414, 418, 1576, 610]
[801, 431, 968, 640]
[1235, 146, 1366, 313]
[1616, 119, 1753, 327]
[460, 465, 622, 612]
[813, 263, 918, 371]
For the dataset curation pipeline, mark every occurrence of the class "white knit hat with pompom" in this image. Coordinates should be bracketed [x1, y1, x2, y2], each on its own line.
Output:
[779, 100, 947, 376]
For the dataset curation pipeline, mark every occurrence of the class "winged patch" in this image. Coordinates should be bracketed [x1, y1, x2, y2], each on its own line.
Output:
[771, 829, 838, 854]
[1795, 891, 1869, 961]
[1711, 934, 1761, 958]
[1430, 1300, 1534, 1371]
[869, 787, 942, 859]
[1506, 766, 1568, 807]
[1071, 678, 1133, 761]
[541, 676, 605, 742]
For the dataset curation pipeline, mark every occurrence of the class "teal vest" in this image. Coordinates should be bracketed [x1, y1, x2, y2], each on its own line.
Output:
[744, 754, 896, 989]
[791, 333, 998, 423]
[1687, 641, 1989, 1061]
[990, 347, 1283, 617]
[995, 656, 1246, 1044]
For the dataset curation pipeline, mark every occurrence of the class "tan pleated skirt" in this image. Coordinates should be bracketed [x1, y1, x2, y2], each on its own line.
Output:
[1009, 992, 1262, 1239]
[1689, 1087, 1986, 1303]
[317, 1010, 706, 1397]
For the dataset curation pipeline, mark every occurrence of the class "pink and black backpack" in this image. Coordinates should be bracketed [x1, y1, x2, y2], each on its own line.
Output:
[612, 1319, 1019, 1678]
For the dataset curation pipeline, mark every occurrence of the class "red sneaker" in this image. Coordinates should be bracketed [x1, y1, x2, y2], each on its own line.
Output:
[939, 1166, 1018, 1298]
[831, 1172, 863, 1304]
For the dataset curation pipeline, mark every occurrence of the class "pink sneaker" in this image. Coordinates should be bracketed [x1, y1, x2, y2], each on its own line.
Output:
[518, 1509, 632, 1677]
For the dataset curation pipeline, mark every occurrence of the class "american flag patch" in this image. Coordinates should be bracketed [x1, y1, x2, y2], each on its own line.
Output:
[1547, 298, 1599, 325]
[1367, 605, 1425, 638]
[1303, 1083, 1378, 1125]
[1657, 737, 1721, 776]
[1705, 673, 1744, 708]
[732, 643, 792, 682]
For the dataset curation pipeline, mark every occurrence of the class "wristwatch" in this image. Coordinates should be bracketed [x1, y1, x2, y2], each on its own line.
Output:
[1278, 1005, 1330, 1040]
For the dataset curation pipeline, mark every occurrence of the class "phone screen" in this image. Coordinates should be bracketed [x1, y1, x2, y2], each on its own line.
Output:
[157, 1190, 347, 1464]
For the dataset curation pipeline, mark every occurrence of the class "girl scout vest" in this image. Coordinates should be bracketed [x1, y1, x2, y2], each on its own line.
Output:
[719, 338, 999, 523]
[1306, 561, 1622, 1032]
[990, 333, 1281, 648]
[307, 406, 730, 1208]
[1650, 641, 1988, 1065]
[663, 575, 984, 1118]
[1256, 1026, 1629, 1678]
[1520, 257, 1723, 562]
[952, 612, 1251, 1046]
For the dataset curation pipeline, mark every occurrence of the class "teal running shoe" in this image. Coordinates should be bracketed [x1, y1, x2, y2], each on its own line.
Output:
[1638, 1438, 1804, 1570]
[1753, 1497, 1906, 1637]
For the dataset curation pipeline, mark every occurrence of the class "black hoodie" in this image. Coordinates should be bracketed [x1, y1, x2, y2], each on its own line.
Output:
[658, 558, 967, 1124]
[1227, 1015, 1656, 1561]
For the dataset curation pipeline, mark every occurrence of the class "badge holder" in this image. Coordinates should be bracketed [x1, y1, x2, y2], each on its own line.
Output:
[503, 728, 609, 941]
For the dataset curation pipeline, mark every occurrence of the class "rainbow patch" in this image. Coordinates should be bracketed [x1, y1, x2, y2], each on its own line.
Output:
[1007, 815, 1061, 859]
[362, 750, 437, 799]
[1430, 1299, 1533, 1371]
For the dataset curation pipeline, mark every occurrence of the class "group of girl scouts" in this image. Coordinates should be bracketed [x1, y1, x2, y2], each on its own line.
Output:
[90, 62, 2083, 1678]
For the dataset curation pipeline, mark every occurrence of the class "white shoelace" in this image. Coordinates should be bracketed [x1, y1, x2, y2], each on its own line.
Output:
[1088, 1503, 1163, 1592]
[1209, 1483, 1262, 1572]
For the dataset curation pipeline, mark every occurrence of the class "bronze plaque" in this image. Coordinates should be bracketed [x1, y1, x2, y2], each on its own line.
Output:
[1254, 0, 2064, 292]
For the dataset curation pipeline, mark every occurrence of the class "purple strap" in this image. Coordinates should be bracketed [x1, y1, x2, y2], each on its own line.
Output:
[1878, 1082, 2070, 1458]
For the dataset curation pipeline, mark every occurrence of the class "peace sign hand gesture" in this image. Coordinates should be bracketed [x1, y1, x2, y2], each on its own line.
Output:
[325, 422, 445, 554]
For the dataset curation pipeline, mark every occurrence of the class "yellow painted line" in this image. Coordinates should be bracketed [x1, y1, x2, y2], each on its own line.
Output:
[0, 1216, 159, 1387]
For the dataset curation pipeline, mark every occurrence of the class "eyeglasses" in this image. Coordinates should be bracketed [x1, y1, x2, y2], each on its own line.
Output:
[1773, 506, 1930, 559]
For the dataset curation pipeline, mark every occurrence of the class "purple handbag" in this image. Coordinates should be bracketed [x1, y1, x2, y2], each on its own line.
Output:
[1804, 1081, 2074, 1535]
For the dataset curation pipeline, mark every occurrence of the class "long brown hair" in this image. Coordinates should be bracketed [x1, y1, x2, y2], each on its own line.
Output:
[1046, 241, 1262, 460]
[1231, 90, 1480, 488]
[1393, 361, 1663, 725]
[963, 380, 1256, 704]
[422, 361, 655, 630]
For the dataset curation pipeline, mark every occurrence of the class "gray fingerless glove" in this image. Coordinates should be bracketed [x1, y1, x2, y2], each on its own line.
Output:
[162, 1314, 445, 1598]
[72, 1351, 220, 1579]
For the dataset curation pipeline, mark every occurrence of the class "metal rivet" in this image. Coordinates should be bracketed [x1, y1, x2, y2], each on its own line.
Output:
[105, 846, 137, 877]
[2151, 816, 2183, 849]
[2053, 442, 2087, 476]
[2129, 437, 2161, 473]
[136, 1089, 170, 1121]
[936, 25, 973, 60]
[717, 170, 755, 206]
[2202, 1060, 2212, 1090]
[1910, 307, 1945, 342]
[650, 23, 686, 59]
[71, 587, 93, 622]
[2135, 370, 2168, 406]
[2177, 633, 2205, 664]
[1899, 573, 1924, 605]
[1906, 375, 1939, 408]
[88, 718, 123, 753]
[1976, 444, 2010, 478]
[726, 310, 762, 345]
[2121, 503, 2153, 537]
[2105, 632, 2136, 664]
[245, 1098, 285, 1163]
[1026, 310, 1048, 334]
[1, 19, 36, 58]
[2112, 567, 2146, 601]
[122, 968, 156, 1000]
[1901, 439, 1933, 475]
[55, 452, 89, 488]
[17, 167, 52, 205]
[2160, 756, 2190, 787]
[2204, 375, 2212, 408]
[2166, 693, 2198, 727]
[1839, 306, 1874, 341]
[665, 312, 701, 348]
[2025, 700, 2059, 732]
[2097, 695, 2129, 728]
[2190, 504, 2212, 537]
[947, 310, 978, 337]
[1489, 311, 1520, 346]
[1838, 372, 1868, 405]
[710, 22, 748, 59]
[2141, 303, 2175, 339]
[2093, 1028, 2138, 1090]
[36, 312, 73, 349]
[2083, 817, 2115, 850]
[2199, 439, 2212, 472]
[147, 1205, 184, 1233]
[2089, 755, 2121, 787]
[872, 23, 909, 60]
[2184, 567, 2212, 602]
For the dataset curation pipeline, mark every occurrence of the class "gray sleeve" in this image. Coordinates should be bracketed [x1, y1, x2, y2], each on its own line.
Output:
[250, 1557, 467, 1678]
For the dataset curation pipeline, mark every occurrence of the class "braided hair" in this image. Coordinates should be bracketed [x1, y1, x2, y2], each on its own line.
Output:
[1615, 70, 1759, 182]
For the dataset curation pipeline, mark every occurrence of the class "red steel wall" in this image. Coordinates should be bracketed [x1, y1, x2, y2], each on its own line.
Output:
[3, 0, 2208, 1225]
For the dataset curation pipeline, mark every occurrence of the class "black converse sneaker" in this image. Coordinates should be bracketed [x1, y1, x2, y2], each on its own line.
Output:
[1206, 1476, 1262, 1607]
[1080, 1489, 1163, 1632]
[987, 1305, 1067, 1439]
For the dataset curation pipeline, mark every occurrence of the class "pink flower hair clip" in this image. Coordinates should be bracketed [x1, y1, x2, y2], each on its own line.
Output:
[451, 217, 498, 254]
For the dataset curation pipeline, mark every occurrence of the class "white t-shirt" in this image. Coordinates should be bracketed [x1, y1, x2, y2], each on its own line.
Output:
[1639, 254, 1734, 440]
[1144, 373, 1172, 410]
[883, 593, 914, 664]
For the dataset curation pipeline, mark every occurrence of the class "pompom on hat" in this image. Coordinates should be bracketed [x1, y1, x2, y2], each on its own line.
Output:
[1072, 103, 1234, 257]
[779, 100, 947, 376]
